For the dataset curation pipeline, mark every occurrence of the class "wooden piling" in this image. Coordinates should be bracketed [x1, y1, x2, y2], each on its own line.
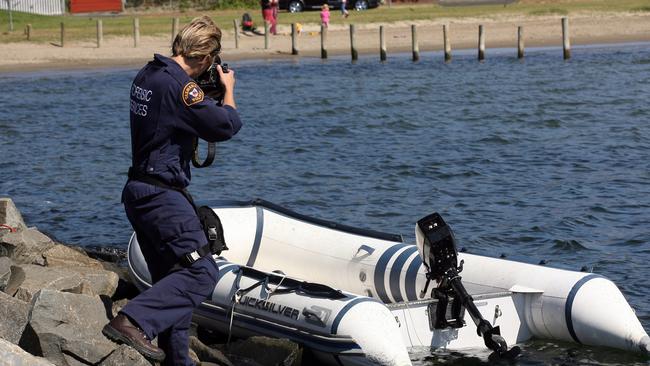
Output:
[96, 19, 103, 48]
[411, 25, 419, 62]
[134, 18, 140, 48]
[291, 23, 298, 55]
[321, 24, 328, 59]
[350, 24, 358, 62]
[26, 24, 32, 41]
[379, 25, 387, 62]
[233, 19, 239, 49]
[562, 17, 571, 60]
[172, 17, 179, 43]
[264, 22, 270, 49]
[60, 22, 65, 47]
[478, 25, 485, 61]
[443, 24, 451, 62]
[517, 26, 524, 59]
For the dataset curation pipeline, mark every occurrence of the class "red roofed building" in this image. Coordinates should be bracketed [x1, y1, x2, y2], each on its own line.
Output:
[70, 0, 124, 13]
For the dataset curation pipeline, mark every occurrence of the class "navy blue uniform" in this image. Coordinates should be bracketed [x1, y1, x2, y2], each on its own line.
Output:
[120, 54, 242, 366]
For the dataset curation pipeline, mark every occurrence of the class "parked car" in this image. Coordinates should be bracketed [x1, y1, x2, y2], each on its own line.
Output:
[279, 0, 378, 13]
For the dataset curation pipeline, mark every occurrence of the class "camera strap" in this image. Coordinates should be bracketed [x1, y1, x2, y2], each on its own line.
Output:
[192, 137, 216, 168]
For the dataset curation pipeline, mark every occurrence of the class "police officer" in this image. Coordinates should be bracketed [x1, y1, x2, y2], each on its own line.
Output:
[102, 16, 242, 365]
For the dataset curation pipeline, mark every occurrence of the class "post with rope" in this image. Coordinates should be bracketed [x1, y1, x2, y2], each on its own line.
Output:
[264, 21, 270, 49]
[60, 22, 65, 47]
[233, 19, 239, 49]
[133, 18, 140, 48]
[411, 24, 419, 62]
[478, 24, 485, 61]
[380, 25, 387, 62]
[97, 19, 103, 48]
[562, 17, 571, 60]
[321, 24, 328, 59]
[517, 26, 524, 59]
[26, 24, 32, 41]
[444, 24, 451, 62]
[291, 23, 298, 55]
[350, 24, 358, 62]
[172, 17, 179, 43]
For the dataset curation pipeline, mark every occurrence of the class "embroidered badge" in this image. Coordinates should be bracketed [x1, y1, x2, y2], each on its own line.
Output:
[182, 82, 204, 106]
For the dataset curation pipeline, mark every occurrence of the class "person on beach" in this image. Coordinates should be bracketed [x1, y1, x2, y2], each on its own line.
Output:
[261, 0, 277, 35]
[102, 16, 242, 366]
[271, 0, 279, 35]
[321, 4, 330, 28]
[340, 0, 349, 18]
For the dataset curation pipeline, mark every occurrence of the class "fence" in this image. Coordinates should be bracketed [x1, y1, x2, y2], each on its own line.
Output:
[0, 0, 65, 15]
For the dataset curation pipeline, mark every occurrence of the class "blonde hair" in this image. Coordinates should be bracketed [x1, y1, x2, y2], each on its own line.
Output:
[172, 16, 222, 59]
[322, 4, 329, 9]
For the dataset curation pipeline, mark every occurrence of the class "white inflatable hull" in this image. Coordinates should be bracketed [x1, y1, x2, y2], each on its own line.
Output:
[128, 239, 412, 366]
[207, 199, 649, 355]
[128, 199, 649, 362]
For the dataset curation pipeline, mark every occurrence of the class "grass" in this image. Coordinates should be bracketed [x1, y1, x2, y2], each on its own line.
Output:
[1, 0, 649, 44]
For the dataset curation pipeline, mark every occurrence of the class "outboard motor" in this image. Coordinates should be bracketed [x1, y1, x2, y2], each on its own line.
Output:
[415, 212, 521, 358]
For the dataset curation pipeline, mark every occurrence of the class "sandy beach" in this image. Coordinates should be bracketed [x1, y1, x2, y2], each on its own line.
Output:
[1, 11, 649, 72]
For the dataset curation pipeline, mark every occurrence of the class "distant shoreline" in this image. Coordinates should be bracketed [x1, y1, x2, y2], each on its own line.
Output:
[1, 12, 649, 73]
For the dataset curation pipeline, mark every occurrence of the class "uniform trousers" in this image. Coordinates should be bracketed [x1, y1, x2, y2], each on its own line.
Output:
[120, 181, 219, 366]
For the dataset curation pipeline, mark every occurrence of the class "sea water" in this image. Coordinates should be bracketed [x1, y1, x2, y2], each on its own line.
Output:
[1, 43, 649, 365]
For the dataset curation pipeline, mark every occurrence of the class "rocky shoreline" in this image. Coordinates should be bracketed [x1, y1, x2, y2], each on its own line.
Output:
[0, 197, 302, 366]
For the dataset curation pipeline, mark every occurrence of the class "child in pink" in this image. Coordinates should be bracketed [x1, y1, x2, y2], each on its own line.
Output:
[320, 4, 330, 28]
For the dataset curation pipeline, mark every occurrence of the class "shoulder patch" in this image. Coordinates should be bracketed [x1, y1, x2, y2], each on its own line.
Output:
[182, 81, 204, 106]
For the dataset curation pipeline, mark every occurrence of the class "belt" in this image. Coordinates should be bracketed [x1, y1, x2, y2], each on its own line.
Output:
[127, 168, 225, 268]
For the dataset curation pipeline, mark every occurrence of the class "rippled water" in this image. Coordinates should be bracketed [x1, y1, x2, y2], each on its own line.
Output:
[1, 43, 649, 365]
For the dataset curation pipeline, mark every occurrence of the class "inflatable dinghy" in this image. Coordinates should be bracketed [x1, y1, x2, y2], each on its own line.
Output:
[128, 199, 650, 363]
[129, 244, 412, 366]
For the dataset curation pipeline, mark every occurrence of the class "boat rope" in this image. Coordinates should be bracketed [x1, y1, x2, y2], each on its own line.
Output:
[226, 300, 236, 346]
[227, 268, 246, 346]
[0, 224, 16, 233]
[265, 272, 287, 300]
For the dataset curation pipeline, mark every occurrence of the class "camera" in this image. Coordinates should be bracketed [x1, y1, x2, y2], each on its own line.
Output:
[196, 56, 229, 102]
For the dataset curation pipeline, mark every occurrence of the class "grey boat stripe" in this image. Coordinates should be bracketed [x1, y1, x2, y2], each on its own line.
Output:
[565, 273, 604, 344]
[217, 263, 238, 278]
[331, 297, 380, 334]
[374, 244, 409, 303]
[389, 246, 418, 303]
[246, 207, 264, 267]
[404, 254, 423, 301]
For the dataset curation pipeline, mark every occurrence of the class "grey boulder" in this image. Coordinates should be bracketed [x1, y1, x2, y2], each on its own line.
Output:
[23, 289, 117, 366]
[0, 337, 54, 366]
[99, 344, 152, 366]
[0, 198, 27, 233]
[0, 291, 30, 344]
[4, 264, 118, 302]
[0, 228, 55, 265]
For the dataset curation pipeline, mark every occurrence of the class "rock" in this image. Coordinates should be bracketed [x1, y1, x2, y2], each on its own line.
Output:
[227, 336, 302, 366]
[0, 257, 11, 291]
[4, 264, 118, 302]
[0, 198, 27, 234]
[111, 298, 129, 317]
[23, 289, 117, 366]
[189, 336, 233, 366]
[0, 337, 55, 366]
[0, 291, 30, 344]
[0, 228, 55, 265]
[98, 260, 141, 301]
[69, 266, 119, 298]
[42, 244, 104, 270]
[189, 348, 201, 365]
[99, 344, 152, 366]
